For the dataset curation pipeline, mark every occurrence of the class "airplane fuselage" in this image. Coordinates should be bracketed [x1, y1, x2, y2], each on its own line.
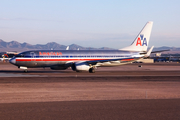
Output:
[10, 50, 142, 70]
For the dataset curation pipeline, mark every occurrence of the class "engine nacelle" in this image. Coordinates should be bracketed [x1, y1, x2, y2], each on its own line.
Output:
[71, 62, 90, 71]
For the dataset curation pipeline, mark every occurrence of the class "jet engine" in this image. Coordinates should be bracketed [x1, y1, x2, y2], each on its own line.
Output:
[71, 62, 90, 72]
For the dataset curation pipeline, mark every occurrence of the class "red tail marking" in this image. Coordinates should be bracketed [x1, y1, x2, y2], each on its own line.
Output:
[136, 37, 142, 46]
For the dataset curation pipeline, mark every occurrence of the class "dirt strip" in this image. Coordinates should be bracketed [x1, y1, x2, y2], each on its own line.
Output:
[0, 99, 180, 120]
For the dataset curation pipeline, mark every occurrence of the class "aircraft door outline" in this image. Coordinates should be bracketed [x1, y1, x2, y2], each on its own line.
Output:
[30, 52, 36, 61]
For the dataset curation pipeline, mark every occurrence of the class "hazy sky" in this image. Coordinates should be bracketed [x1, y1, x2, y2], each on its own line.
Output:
[0, 0, 180, 48]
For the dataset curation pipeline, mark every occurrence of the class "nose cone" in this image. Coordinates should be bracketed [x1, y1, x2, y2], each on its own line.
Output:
[9, 58, 16, 64]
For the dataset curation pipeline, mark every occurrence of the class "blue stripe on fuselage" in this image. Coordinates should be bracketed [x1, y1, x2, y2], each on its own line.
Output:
[16, 50, 139, 58]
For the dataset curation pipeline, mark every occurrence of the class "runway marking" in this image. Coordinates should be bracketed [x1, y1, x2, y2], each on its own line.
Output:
[0, 73, 41, 77]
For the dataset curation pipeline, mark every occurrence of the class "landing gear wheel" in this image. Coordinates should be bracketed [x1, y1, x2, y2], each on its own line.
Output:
[89, 68, 95, 73]
[24, 69, 28, 73]
[138, 65, 142, 67]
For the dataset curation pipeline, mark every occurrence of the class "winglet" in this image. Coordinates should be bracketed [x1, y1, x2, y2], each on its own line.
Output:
[145, 46, 154, 57]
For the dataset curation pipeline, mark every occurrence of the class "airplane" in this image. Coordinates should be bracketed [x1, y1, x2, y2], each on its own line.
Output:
[0, 52, 18, 62]
[66, 46, 69, 50]
[9, 21, 153, 73]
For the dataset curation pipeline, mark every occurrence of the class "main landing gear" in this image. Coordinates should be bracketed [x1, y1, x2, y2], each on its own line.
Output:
[89, 67, 95, 73]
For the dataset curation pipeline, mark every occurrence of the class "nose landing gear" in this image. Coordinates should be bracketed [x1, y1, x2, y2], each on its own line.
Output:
[24, 69, 28, 73]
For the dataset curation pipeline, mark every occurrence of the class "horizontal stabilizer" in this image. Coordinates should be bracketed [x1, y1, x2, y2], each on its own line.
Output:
[151, 49, 170, 53]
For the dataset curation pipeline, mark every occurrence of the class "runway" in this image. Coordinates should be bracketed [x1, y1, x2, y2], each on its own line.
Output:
[0, 62, 180, 119]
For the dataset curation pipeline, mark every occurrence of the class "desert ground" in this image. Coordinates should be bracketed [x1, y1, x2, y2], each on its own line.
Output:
[0, 62, 180, 120]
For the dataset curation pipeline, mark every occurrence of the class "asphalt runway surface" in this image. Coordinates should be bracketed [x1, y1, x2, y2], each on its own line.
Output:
[0, 62, 180, 120]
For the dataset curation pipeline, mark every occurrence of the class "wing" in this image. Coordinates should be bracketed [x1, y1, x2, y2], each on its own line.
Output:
[85, 55, 143, 66]
[151, 49, 170, 53]
[64, 54, 144, 68]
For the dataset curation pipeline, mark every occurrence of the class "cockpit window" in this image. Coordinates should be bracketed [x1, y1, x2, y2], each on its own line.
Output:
[16, 54, 25, 57]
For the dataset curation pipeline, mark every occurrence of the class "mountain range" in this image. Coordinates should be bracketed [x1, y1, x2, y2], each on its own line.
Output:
[0, 39, 114, 52]
[0, 39, 180, 54]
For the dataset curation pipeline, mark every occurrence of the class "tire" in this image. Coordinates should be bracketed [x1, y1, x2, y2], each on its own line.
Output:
[24, 69, 28, 73]
[89, 68, 95, 73]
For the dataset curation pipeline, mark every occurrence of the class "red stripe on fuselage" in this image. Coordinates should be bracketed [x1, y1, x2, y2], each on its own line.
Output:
[16, 58, 106, 61]
[16, 59, 31, 61]
[15, 58, 134, 62]
[121, 59, 134, 61]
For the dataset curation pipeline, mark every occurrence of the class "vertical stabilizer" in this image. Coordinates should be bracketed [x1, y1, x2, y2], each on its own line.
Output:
[120, 21, 153, 52]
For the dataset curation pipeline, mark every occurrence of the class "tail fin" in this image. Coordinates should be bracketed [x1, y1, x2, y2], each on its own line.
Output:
[120, 21, 153, 52]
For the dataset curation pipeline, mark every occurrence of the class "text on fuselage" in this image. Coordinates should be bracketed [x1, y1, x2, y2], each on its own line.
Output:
[39, 52, 62, 56]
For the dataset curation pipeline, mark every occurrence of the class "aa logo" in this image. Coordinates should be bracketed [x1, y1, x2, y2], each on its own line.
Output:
[136, 34, 147, 46]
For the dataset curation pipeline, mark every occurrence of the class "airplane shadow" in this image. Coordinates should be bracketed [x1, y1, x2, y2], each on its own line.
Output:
[0, 70, 74, 74]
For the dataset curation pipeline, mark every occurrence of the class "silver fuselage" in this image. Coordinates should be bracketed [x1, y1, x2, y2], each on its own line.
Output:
[9, 50, 143, 69]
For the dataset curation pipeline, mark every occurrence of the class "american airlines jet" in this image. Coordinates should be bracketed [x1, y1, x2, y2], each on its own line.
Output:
[9, 21, 153, 73]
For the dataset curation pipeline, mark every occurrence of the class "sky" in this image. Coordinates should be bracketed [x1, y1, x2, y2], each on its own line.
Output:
[0, 0, 180, 49]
